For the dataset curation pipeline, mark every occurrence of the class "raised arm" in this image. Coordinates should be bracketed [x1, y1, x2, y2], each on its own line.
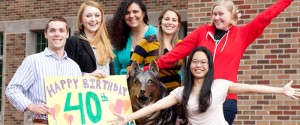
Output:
[241, 0, 294, 47]
[228, 80, 300, 99]
[155, 26, 204, 69]
[108, 94, 179, 125]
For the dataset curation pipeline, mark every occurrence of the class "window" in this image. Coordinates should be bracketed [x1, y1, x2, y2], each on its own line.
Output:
[178, 21, 187, 39]
[0, 34, 3, 55]
[36, 32, 47, 53]
[0, 33, 3, 112]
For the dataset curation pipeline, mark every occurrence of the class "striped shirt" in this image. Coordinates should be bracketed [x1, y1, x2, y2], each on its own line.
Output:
[128, 35, 183, 90]
[6, 48, 82, 120]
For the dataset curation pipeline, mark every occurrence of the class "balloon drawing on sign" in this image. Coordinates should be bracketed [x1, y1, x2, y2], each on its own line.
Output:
[49, 104, 61, 125]
[50, 104, 61, 120]
[122, 100, 130, 113]
[109, 99, 131, 114]
[64, 113, 73, 125]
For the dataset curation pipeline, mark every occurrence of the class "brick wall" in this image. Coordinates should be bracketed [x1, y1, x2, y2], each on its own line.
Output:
[1, 0, 299, 125]
[4, 34, 27, 125]
[188, 0, 300, 125]
[1, 0, 188, 125]
[0, 0, 187, 21]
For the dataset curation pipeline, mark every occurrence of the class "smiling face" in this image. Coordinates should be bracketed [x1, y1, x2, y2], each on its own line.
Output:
[212, 5, 232, 31]
[161, 10, 180, 36]
[190, 51, 209, 79]
[81, 6, 101, 35]
[124, 2, 145, 28]
[44, 21, 69, 52]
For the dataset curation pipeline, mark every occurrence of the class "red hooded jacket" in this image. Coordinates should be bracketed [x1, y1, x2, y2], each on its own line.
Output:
[156, 0, 293, 100]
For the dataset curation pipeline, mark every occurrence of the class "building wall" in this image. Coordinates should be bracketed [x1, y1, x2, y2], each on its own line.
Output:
[187, 0, 300, 125]
[1, 0, 300, 125]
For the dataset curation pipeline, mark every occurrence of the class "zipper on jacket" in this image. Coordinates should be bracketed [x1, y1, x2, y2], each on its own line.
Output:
[206, 31, 229, 61]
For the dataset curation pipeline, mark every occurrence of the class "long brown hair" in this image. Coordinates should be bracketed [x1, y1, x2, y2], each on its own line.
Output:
[77, 0, 114, 64]
[157, 8, 181, 57]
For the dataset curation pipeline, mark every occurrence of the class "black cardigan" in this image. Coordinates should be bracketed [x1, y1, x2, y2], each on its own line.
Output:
[65, 34, 114, 75]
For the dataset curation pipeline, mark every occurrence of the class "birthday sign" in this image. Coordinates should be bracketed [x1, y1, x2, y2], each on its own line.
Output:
[45, 76, 135, 125]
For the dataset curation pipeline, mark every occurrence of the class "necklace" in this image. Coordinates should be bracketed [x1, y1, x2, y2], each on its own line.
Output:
[131, 42, 136, 51]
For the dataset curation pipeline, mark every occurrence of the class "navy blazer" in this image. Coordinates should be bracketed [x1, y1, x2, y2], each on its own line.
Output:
[65, 34, 114, 75]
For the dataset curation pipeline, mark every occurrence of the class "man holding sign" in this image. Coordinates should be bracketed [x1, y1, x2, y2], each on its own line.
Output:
[6, 16, 82, 125]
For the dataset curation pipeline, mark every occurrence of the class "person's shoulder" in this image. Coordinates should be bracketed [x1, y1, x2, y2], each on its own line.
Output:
[66, 57, 82, 72]
[148, 24, 157, 29]
[170, 86, 184, 97]
[147, 24, 158, 32]
[190, 23, 213, 33]
[203, 23, 214, 29]
[138, 35, 159, 48]
[66, 56, 81, 66]
[213, 79, 232, 86]
[173, 86, 184, 92]
[22, 52, 45, 64]
[67, 35, 81, 41]
[67, 57, 80, 65]
[29, 51, 44, 58]
[144, 35, 158, 42]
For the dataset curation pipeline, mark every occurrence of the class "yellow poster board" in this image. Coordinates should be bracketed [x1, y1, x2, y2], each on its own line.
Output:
[45, 76, 135, 125]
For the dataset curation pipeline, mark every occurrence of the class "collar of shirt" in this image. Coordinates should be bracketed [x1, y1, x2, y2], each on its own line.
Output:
[43, 47, 68, 60]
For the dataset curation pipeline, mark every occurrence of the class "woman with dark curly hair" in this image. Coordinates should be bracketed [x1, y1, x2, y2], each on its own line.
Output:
[108, 0, 157, 75]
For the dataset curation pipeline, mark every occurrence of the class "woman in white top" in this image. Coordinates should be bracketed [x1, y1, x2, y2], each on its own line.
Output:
[108, 46, 300, 125]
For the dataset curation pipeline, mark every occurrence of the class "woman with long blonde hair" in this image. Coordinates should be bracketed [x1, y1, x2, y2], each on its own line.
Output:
[65, 0, 114, 77]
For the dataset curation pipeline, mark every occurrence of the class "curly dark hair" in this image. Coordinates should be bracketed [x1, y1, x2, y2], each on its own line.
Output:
[108, 0, 149, 50]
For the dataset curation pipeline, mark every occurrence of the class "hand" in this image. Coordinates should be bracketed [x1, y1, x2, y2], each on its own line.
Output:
[282, 80, 300, 99]
[107, 112, 127, 125]
[27, 103, 50, 115]
[237, 10, 242, 21]
[85, 69, 106, 78]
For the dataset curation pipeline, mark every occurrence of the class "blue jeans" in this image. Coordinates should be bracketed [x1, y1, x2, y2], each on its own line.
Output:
[223, 99, 238, 125]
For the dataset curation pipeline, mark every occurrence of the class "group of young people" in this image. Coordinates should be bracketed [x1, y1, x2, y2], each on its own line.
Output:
[5, 0, 298, 125]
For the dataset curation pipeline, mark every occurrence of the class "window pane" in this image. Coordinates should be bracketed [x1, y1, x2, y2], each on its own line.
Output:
[0, 34, 3, 55]
[36, 33, 47, 53]
[0, 33, 2, 111]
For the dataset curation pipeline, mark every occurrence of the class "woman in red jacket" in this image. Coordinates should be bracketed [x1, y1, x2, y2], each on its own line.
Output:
[151, 0, 295, 124]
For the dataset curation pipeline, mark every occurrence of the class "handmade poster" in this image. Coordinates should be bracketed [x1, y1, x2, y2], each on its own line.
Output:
[45, 76, 135, 125]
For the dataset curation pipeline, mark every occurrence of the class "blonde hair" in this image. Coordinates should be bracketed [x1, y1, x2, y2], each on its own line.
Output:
[157, 8, 181, 57]
[77, 0, 114, 64]
[211, 0, 238, 26]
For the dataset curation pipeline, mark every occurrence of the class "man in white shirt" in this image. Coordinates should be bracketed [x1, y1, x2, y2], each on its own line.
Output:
[6, 16, 82, 125]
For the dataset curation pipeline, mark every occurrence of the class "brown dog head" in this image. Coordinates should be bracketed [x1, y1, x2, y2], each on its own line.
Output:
[127, 60, 167, 109]
[127, 60, 175, 125]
